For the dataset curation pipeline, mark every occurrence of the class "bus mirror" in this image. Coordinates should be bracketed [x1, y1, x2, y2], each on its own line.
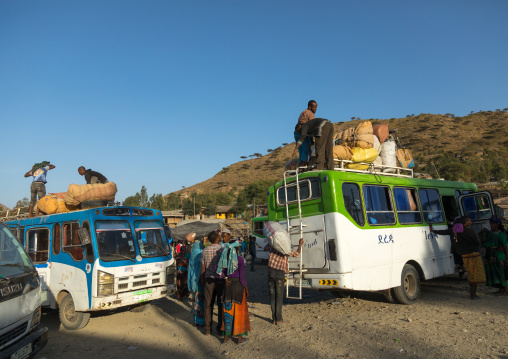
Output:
[78, 228, 91, 246]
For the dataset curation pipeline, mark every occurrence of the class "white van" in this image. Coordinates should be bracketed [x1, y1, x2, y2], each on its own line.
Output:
[0, 222, 48, 359]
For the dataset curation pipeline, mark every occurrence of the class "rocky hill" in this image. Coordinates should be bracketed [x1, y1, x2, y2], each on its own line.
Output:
[173, 110, 508, 197]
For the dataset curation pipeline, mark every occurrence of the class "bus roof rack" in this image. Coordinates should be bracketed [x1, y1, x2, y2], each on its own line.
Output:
[285, 160, 414, 178]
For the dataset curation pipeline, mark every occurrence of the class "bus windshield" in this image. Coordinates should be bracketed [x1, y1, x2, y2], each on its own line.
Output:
[134, 220, 170, 258]
[95, 221, 137, 262]
[0, 224, 35, 279]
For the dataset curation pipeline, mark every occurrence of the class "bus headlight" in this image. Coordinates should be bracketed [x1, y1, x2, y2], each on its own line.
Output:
[30, 306, 41, 328]
[98, 271, 114, 296]
[166, 265, 175, 285]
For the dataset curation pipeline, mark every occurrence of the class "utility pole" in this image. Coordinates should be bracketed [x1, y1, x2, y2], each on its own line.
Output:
[193, 197, 195, 219]
[253, 198, 256, 217]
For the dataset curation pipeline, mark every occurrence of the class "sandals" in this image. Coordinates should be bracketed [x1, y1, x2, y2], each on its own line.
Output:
[236, 337, 249, 344]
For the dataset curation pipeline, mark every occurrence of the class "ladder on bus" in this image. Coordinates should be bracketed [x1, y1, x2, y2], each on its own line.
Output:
[283, 166, 308, 300]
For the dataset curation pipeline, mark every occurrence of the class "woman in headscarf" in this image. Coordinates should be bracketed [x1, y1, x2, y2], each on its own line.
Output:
[187, 235, 205, 327]
[175, 233, 195, 300]
[483, 218, 508, 296]
[430, 216, 485, 299]
[216, 240, 251, 344]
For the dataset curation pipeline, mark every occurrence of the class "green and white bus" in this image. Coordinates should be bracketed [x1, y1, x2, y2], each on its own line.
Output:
[268, 164, 494, 304]
[252, 216, 269, 262]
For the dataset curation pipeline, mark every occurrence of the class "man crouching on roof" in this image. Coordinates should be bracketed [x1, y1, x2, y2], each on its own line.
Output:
[264, 238, 304, 325]
[293, 117, 334, 170]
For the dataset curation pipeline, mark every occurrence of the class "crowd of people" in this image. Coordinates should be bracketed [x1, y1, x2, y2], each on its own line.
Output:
[173, 228, 303, 344]
[430, 216, 508, 299]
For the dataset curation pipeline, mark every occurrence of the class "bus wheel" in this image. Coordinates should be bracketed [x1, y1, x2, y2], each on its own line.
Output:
[130, 303, 151, 312]
[392, 264, 420, 305]
[59, 294, 91, 330]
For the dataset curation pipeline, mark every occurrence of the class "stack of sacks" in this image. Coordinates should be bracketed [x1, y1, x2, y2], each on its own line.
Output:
[64, 182, 117, 207]
[335, 121, 374, 148]
[346, 147, 379, 170]
[37, 193, 78, 214]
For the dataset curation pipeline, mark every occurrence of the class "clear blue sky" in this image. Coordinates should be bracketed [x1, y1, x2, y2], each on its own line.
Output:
[1, 0, 507, 209]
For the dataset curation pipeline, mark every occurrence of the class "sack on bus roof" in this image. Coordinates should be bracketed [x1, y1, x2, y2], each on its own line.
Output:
[380, 140, 397, 173]
[334, 121, 374, 149]
[333, 145, 353, 160]
[263, 221, 291, 255]
[64, 182, 117, 206]
[396, 148, 415, 168]
[345, 147, 378, 170]
[373, 123, 389, 143]
[37, 194, 76, 214]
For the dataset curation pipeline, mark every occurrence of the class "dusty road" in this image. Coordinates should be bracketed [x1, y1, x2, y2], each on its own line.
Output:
[34, 262, 508, 359]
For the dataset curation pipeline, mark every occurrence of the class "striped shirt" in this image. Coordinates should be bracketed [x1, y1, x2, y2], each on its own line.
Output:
[201, 244, 223, 278]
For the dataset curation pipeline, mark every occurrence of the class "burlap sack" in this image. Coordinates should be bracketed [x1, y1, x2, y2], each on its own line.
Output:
[334, 121, 374, 148]
[346, 147, 378, 170]
[373, 123, 389, 143]
[333, 145, 353, 160]
[37, 195, 73, 214]
[65, 182, 117, 206]
[396, 149, 415, 168]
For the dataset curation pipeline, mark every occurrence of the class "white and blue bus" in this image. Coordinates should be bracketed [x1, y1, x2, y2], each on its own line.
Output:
[6, 206, 176, 330]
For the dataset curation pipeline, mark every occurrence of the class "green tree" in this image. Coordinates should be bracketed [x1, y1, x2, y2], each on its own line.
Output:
[232, 179, 278, 214]
[203, 203, 217, 216]
[123, 194, 140, 206]
[14, 197, 29, 208]
[182, 199, 195, 217]
[149, 193, 165, 210]
[139, 186, 149, 207]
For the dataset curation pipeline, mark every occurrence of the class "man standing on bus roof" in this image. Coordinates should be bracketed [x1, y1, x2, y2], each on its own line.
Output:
[264, 237, 304, 325]
[294, 100, 317, 166]
[24, 161, 55, 218]
[293, 117, 334, 170]
[78, 166, 108, 184]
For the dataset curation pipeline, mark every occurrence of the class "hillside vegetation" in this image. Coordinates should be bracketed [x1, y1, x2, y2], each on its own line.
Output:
[174, 109, 508, 199]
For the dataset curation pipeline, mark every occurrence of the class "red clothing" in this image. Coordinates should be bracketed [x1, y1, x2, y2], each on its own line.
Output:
[267, 245, 299, 274]
[295, 109, 315, 133]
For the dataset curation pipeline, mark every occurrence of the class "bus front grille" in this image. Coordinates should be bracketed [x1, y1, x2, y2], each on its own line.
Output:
[133, 280, 147, 287]
[115, 272, 163, 293]
[0, 321, 27, 347]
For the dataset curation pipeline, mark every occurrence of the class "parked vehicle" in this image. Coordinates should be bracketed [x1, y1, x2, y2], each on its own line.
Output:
[268, 162, 493, 303]
[6, 206, 176, 329]
[0, 222, 48, 359]
[251, 216, 269, 262]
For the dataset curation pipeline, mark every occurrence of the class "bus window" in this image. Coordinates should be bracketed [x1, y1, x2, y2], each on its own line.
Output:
[442, 196, 460, 223]
[135, 220, 170, 258]
[419, 189, 444, 223]
[363, 185, 395, 225]
[9, 228, 20, 244]
[253, 221, 265, 236]
[277, 178, 320, 206]
[26, 227, 49, 263]
[394, 187, 422, 224]
[96, 221, 136, 262]
[342, 183, 365, 226]
[82, 222, 95, 263]
[63, 222, 84, 261]
[53, 223, 61, 255]
[462, 194, 493, 220]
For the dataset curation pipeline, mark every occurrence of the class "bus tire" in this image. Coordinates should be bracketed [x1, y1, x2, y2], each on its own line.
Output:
[130, 303, 151, 312]
[59, 294, 91, 330]
[392, 264, 420, 305]
[382, 288, 397, 304]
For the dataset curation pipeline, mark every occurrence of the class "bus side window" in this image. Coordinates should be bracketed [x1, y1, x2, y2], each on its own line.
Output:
[363, 185, 395, 226]
[53, 223, 61, 255]
[342, 183, 365, 226]
[82, 221, 95, 263]
[26, 228, 49, 263]
[63, 222, 84, 261]
[394, 187, 422, 224]
[462, 194, 493, 220]
[442, 196, 460, 223]
[419, 189, 444, 223]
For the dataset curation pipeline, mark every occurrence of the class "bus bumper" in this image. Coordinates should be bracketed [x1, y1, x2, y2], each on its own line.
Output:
[92, 284, 176, 310]
[0, 326, 48, 359]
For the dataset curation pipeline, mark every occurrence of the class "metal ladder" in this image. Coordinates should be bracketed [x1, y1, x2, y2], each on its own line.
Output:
[283, 166, 307, 300]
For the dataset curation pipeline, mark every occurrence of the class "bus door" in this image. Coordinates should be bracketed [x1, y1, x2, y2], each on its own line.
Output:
[458, 191, 495, 239]
[24, 225, 51, 305]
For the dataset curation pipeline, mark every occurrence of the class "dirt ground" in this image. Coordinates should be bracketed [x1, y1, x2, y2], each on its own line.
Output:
[34, 261, 508, 359]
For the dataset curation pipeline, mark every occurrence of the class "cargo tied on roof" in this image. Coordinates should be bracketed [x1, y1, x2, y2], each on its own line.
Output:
[64, 182, 117, 207]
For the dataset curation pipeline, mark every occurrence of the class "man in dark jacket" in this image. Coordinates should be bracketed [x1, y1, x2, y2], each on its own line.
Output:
[293, 118, 334, 170]
[78, 166, 108, 184]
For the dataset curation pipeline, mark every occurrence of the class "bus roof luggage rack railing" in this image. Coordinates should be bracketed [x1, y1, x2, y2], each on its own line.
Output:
[333, 159, 414, 178]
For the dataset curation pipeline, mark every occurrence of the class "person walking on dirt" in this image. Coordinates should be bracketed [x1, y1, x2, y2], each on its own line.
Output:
[264, 237, 304, 324]
[24, 161, 55, 217]
[249, 236, 257, 271]
[294, 100, 317, 165]
[200, 231, 225, 335]
[293, 118, 335, 170]
[78, 166, 108, 184]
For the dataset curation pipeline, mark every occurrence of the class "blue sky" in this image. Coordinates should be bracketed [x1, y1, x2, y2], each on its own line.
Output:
[1, 0, 507, 209]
